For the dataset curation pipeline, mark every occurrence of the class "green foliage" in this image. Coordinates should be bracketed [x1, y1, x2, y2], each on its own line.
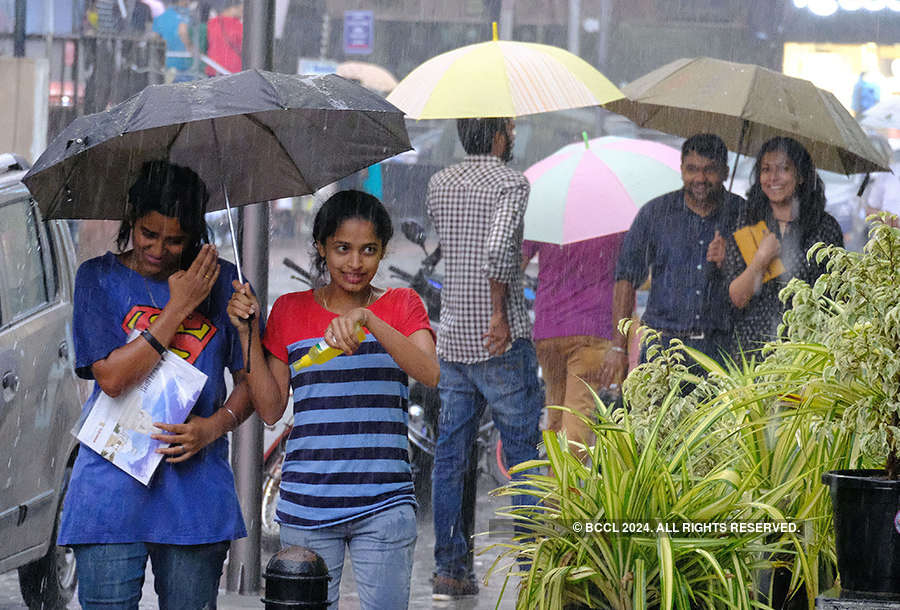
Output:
[487, 332, 859, 609]
[485, 223, 896, 607]
[779, 217, 900, 476]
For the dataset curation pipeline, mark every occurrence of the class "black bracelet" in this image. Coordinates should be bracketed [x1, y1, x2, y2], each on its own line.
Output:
[141, 329, 167, 356]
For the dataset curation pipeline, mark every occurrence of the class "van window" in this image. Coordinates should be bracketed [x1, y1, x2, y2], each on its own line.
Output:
[0, 199, 51, 320]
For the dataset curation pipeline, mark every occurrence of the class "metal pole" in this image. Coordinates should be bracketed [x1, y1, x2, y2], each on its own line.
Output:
[14, 0, 26, 57]
[499, 0, 514, 39]
[226, 0, 274, 596]
[567, 0, 580, 55]
[596, 0, 611, 70]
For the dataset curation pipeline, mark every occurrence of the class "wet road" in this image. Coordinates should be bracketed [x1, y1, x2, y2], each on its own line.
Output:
[0, 473, 520, 609]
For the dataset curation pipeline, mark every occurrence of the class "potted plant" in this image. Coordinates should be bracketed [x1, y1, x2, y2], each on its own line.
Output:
[778, 217, 900, 598]
[487, 332, 840, 609]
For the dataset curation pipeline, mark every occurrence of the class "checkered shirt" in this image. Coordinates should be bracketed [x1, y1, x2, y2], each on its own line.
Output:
[426, 155, 532, 363]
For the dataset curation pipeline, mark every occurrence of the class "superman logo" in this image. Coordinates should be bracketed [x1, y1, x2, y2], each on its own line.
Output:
[122, 305, 217, 364]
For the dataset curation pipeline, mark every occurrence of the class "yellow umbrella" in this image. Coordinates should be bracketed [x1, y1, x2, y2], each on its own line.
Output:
[386, 23, 623, 119]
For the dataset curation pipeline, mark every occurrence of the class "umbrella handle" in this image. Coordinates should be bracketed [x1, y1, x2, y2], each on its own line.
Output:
[210, 119, 246, 285]
[244, 313, 255, 374]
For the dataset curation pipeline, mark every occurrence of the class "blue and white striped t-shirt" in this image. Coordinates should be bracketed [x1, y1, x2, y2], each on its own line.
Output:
[263, 288, 433, 529]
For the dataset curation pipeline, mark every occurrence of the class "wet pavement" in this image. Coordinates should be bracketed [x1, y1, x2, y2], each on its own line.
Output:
[0, 474, 521, 609]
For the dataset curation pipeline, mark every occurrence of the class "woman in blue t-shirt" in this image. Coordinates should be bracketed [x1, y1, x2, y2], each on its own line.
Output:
[59, 160, 253, 608]
[228, 190, 439, 609]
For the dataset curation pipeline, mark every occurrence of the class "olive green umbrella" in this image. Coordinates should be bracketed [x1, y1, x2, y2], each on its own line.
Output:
[604, 57, 888, 175]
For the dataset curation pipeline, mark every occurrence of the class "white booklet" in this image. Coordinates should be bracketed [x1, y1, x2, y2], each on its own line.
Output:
[76, 331, 208, 486]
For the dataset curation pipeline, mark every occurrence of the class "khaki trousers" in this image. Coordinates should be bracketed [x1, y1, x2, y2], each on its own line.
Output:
[536, 335, 611, 450]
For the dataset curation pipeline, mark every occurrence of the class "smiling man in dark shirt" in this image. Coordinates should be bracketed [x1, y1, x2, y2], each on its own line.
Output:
[600, 134, 744, 386]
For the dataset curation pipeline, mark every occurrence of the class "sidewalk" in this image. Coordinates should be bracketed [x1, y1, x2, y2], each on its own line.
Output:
[216, 474, 519, 609]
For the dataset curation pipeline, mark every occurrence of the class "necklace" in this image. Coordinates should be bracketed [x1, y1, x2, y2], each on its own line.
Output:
[122, 251, 162, 310]
[319, 285, 377, 313]
[143, 276, 161, 310]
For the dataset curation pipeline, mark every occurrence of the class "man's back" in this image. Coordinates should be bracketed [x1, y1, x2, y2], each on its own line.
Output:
[426, 155, 531, 363]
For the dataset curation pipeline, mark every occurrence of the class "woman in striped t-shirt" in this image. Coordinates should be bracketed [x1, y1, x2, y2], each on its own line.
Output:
[227, 190, 439, 609]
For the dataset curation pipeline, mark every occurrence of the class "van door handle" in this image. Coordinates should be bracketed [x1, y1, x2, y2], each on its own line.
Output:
[58, 340, 69, 359]
[2, 371, 19, 394]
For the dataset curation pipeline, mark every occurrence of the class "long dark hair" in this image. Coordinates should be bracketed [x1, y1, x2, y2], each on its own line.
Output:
[311, 190, 393, 285]
[116, 160, 211, 269]
[744, 137, 826, 242]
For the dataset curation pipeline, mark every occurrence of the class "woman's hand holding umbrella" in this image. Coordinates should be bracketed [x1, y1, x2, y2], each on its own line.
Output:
[226, 281, 259, 334]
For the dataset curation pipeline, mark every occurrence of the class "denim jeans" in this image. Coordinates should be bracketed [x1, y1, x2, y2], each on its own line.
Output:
[279, 503, 417, 610]
[72, 541, 229, 609]
[433, 339, 544, 579]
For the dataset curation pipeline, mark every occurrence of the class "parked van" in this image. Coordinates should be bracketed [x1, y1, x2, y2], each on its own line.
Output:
[0, 153, 88, 608]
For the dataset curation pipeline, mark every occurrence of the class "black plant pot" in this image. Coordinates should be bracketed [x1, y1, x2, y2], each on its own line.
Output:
[822, 469, 900, 599]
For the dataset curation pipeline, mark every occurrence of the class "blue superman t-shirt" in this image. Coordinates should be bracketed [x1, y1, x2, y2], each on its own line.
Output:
[58, 252, 247, 545]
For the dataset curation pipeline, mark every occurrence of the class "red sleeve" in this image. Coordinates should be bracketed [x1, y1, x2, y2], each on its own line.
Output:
[262, 295, 290, 363]
[393, 288, 435, 342]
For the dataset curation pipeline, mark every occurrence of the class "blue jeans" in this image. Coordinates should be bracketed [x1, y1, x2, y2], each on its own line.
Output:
[433, 339, 543, 579]
[72, 541, 229, 609]
[279, 503, 417, 610]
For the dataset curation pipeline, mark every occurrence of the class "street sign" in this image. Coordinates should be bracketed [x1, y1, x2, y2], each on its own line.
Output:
[343, 10, 373, 56]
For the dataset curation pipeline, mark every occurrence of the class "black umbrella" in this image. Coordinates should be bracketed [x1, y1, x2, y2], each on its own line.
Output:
[24, 69, 411, 281]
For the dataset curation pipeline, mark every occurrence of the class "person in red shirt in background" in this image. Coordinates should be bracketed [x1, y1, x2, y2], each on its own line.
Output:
[206, 1, 243, 76]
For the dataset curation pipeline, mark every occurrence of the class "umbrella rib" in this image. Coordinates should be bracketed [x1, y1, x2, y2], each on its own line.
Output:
[243, 113, 310, 189]
[164, 121, 188, 157]
[46, 153, 84, 219]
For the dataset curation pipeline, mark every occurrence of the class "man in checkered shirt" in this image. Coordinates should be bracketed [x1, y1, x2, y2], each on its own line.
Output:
[426, 117, 543, 600]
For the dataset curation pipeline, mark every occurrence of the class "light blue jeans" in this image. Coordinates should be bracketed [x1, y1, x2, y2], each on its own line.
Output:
[72, 541, 229, 609]
[432, 339, 544, 579]
[279, 503, 417, 610]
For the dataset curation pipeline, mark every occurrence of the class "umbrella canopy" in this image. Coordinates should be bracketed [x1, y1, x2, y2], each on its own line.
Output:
[860, 96, 900, 130]
[604, 57, 888, 174]
[24, 70, 411, 220]
[523, 135, 683, 245]
[336, 61, 399, 94]
[386, 24, 623, 119]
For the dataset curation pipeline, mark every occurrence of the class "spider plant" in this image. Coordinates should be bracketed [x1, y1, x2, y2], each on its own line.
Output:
[486, 330, 859, 609]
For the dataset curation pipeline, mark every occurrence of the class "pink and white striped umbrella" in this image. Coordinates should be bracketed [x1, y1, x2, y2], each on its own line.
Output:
[523, 135, 683, 245]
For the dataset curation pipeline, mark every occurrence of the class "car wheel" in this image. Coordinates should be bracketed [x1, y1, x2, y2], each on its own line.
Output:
[18, 465, 77, 610]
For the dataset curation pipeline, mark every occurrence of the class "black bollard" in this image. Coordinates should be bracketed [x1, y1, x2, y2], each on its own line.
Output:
[262, 546, 330, 609]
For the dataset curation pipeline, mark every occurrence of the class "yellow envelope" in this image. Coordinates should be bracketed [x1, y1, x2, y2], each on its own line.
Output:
[733, 221, 785, 283]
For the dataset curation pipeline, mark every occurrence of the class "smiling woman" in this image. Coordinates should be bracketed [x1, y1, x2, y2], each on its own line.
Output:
[57, 159, 256, 608]
[722, 137, 844, 355]
[226, 190, 439, 609]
